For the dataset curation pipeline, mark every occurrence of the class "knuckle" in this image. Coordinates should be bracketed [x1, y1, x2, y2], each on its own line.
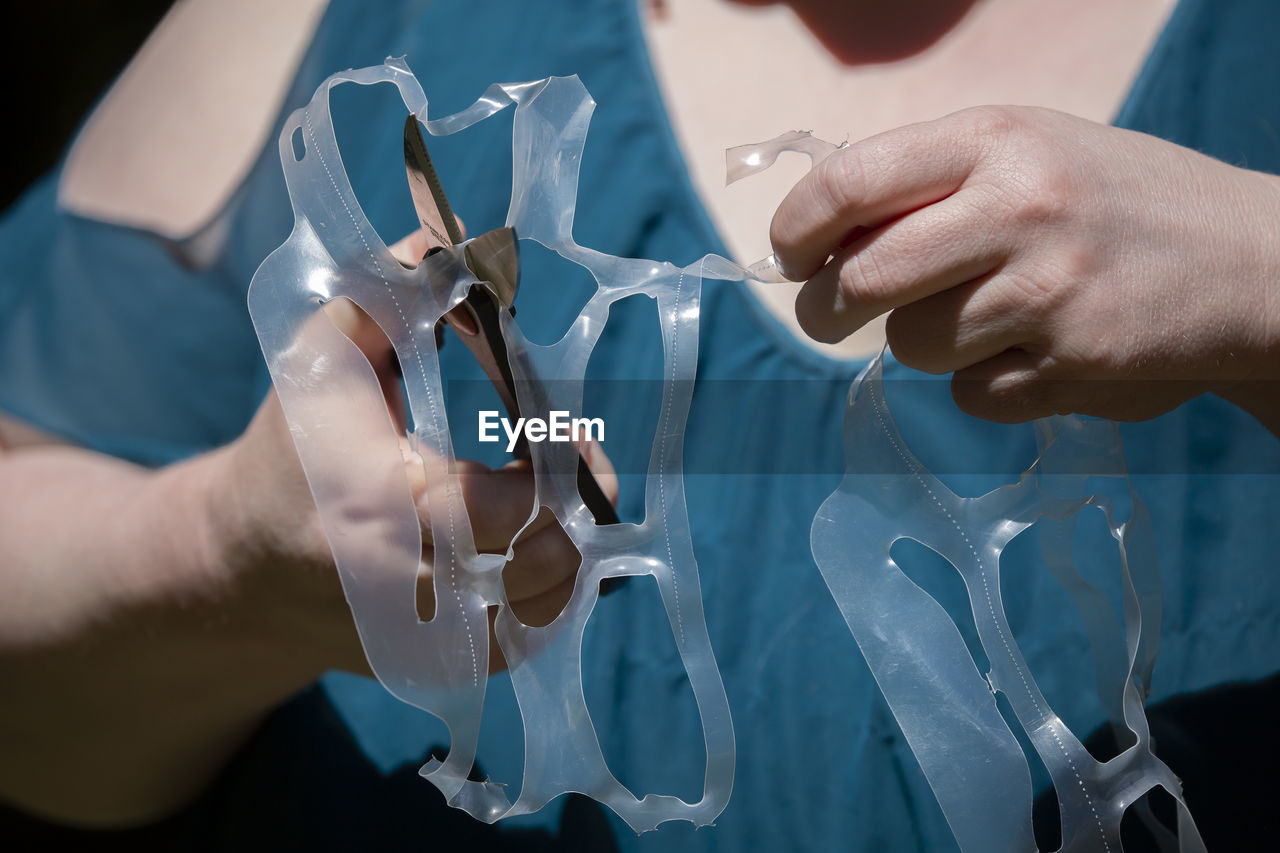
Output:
[1053, 239, 1098, 281]
[961, 105, 1021, 148]
[963, 112, 1076, 231]
[977, 161, 1072, 233]
[771, 148, 869, 262]
[768, 208, 800, 258]
[1016, 161, 1074, 226]
[951, 369, 1043, 423]
[818, 146, 871, 221]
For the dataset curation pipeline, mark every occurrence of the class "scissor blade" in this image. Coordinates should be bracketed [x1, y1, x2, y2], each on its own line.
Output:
[464, 226, 520, 306]
[401, 118, 618, 526]
[403, 114, 464, 249]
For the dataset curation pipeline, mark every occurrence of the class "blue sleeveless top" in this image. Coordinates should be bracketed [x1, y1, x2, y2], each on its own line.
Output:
[2, 1, 1278, 849]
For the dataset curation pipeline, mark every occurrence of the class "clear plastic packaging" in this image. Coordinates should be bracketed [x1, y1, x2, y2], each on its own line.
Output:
[250, 56, 1198, 849]
[248, 58, 831, 831]
[812, 354, 1205, 852]
[724, 130, 846, 282]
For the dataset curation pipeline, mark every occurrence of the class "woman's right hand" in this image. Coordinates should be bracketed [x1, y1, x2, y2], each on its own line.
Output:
[211, 233, 616, 676]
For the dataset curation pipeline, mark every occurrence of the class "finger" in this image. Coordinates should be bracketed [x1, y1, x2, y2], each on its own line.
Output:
[416, 550, 438, 621]
[502, 513, 583, 601]
[416, 532, 579, 623]
[406, 454, 487, 515]
[488, 606, 505, 673]
[415, 513, 580, 614]
[318, 298, 410, 432]
[410, 456, 551, 549]
[950, 348, 1070, 422]
[505, 575, 576, 630]
[321, 297, 395, 366]
[772, 111, 993, 280]
[455, 459, 557, 550]
[389, 219, 470, 266]
[884, 271, 1030, 375]
[580, 439, 619, 507]
[390, 229, 434, 265]
[794, 190, 1010, 343]
[484, 574, 579, 673]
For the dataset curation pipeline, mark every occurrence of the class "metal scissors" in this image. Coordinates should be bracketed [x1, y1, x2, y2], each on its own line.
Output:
[402, 115, 618, 526]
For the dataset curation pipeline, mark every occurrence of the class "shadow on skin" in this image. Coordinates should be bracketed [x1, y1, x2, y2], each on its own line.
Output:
[729, 0, 982, 64]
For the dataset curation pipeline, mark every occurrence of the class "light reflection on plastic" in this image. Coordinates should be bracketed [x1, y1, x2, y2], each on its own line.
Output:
[248, 57, 1200, 850]
[248, 58, 829, 832]
[811, 355, 1206, 852]
[306, 268, 332, 299]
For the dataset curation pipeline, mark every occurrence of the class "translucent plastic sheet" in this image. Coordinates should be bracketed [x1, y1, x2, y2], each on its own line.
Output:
[247, 58, 831, 831]
[725, 130, 847, 282]
[811, 355, 1206, 852]
[248, 54, 1198, 848]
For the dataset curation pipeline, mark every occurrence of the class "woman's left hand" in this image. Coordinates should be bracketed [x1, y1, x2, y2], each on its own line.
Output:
[770, 106, 1280, 424]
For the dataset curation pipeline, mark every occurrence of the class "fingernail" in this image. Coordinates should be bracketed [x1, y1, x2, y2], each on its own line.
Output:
[772, 253, 803, 282]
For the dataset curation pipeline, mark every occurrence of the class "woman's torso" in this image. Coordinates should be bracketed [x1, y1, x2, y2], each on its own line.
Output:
[2, 1, 1279, 850]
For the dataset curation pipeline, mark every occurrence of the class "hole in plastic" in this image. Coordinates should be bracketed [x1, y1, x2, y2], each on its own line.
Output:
[1009, 684, 1063, 852]
[1001, 520, 1136, 765]
[330, 80, 421, 252]
[503, 507, 581, 628]
[440, 331, 515, 471]
[810, 354, 1205, 852]
[251, 59, 860, 833]
[513, 238, 600, 347]
[891, 537, 991, 675]
[582, 575, 706, 805]
[583, 294, 665, 524]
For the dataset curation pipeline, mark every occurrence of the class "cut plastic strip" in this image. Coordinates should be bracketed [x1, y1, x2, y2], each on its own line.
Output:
[811, 353, 1206, 852]
[249, 57, 831, 831]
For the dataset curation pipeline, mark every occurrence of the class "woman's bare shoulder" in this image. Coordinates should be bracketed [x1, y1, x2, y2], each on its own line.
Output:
[57, 0, 328, 240]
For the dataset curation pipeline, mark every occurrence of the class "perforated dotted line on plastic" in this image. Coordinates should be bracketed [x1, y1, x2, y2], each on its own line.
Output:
[865, 375, 1110, 852]
[304, 109, 479, 688]
[657, 270, 687, 646]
